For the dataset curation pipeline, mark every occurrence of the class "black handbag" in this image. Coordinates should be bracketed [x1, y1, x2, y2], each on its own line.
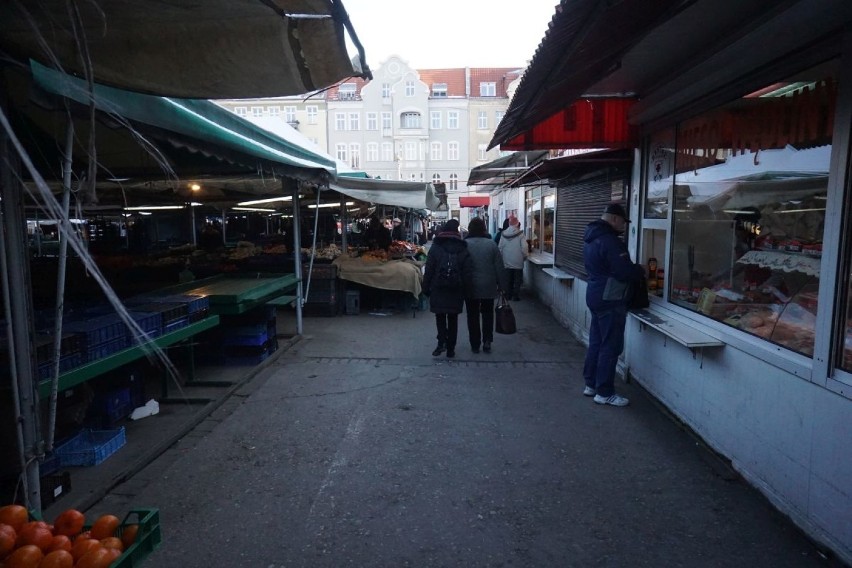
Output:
[629, 278, 650, 310]
[495, 292, 517, 334]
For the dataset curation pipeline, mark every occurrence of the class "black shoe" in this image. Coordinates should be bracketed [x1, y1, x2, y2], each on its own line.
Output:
[432, 345, 445, 356]
[483, 342, 491, 353]
[471, 345, 480, 353]
[447, 349, 455, 358]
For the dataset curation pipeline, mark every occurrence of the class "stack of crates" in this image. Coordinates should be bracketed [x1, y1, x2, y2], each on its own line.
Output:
[126, 293, 209, 332]
[64, 314, 129, 364]
[32, 333, 84, 380]
[302, 262, 342, 316]
[216, 305, 278, 365]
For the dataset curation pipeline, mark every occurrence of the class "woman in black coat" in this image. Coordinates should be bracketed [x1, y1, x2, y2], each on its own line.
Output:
[422, 219, 474, 358]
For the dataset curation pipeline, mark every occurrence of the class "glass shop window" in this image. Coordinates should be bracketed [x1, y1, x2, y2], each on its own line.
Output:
[524, 187, 555, 255]
[666, 61, 836, 358]
[645, 127, 675, 220]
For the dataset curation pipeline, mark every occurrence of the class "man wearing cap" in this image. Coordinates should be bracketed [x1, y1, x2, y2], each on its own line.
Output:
[581, 203, 645, 407]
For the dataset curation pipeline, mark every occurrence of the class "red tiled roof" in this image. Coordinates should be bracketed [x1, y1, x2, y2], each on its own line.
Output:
[469, 68, 523, 97]
[418, 69, 467, 96]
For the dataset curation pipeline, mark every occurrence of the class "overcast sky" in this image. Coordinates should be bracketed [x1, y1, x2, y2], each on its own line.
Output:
[342, 0, 558, 70]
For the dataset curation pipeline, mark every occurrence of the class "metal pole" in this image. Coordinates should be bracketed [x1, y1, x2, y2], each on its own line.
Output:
[289, 179, 303, 335]
[340, 194, 348, 252]
[0, 95, 42, 511]
[190, 203, 197, 247]
[47, 118, 74, 451]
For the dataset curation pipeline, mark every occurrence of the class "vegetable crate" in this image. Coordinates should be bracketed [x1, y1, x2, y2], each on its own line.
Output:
[87, 508, 162, 568]
[55, 427, 126, 467]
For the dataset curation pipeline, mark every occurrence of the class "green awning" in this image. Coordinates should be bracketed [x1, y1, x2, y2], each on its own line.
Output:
[31, 62, 338, 175]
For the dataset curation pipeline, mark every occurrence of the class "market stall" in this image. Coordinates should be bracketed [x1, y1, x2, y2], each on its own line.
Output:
[332, 255, 424, 300]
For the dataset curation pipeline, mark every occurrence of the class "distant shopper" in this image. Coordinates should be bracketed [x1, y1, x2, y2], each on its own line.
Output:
[494, 217, 510, 245]
[464, 217, 507, 354]
[422, 219, 473, 358]
[582, 204, 645, 407]
[497, 215, 528, 301]
[365, 214, 391, 251]
[391, 217, 405, 241]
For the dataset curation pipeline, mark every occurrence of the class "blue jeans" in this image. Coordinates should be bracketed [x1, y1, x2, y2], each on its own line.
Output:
[583, 305, 627, 397]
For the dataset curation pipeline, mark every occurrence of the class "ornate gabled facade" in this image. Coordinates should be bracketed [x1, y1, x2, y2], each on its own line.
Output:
[216, 57, 523, 223]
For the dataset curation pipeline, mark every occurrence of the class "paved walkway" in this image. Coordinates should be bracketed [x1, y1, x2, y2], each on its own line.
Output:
[75, 291, 833, 567]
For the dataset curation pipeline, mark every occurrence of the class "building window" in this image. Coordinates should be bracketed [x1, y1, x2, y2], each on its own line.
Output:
[430, 111, 441, 130]
[477, 111, 488, 129]
[478, 144, 487, 160]
[480, 82, 496, 96]
[335, 143, 347, 163]
[349, 143, 361, 169]
[448, 142, 459, 160]
[381, 112, 392, 131]
[382, 83, 391, 98]
[338, 83, 357, 100]
[234, 106, 247, 117]
[430, 142, 441, 161]
[284, 106, 297, 124]
[432, 173, 441, 184]
[404, 141, 417, 160]
[349, 112, 360, 131]
[268, 106, 280, 117]
[251, 106, 263, 117]
[306, 106, 318, 124]
[432, 83, 447, 97]
[495, 110, 505, 125]
[401, 112, 421, 129]
[410, 173, 417, 181]
[653, 63, 837, 361]
[448, 111, 459, 129]
[449, 173, 458, 190]
[405, 80, 415, 97]
[335, 113, 346, 131]
[367, 143, 379, 162]
[382, 142, 393, 161]
[366, 112, 378, 130]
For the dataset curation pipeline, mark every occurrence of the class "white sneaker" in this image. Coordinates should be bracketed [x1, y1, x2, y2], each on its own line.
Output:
[593, 394, 629, 407]
[582, 386, 596, 397]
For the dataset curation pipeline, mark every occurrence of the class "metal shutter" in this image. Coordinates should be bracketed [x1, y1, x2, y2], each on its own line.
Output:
[555, 168, 630, 278]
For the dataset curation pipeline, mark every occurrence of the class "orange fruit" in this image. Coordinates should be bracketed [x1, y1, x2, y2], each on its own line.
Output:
[4, 544, 43, 568]
[51, 510, 84, 538]
[45, 535, 71, 554]
[70, 539, 100, 562]
[88, 515, 119, 541]
[73, 531, 91, 543]
[37, 549, 73, 568]
[15, 524, 53, 552]
[119, 524, 138, 549]
[0, 506, 28, 533]
[0, 523, 17, 558]
[98, 537, 123, 552]
[75, 547, 115, 568]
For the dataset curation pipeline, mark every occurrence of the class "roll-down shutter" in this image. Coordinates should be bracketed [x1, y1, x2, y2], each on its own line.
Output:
[555, 168, 630, 278]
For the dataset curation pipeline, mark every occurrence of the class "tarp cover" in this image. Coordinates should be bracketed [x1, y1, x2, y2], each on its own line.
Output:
[1, 0, 368, 99]
[330, 176, 440, 210]
[459, 196, 490, 207]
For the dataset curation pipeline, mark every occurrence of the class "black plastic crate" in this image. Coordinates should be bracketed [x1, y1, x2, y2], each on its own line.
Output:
[188, 308, 210, 323]
[126, 302, 188, 325]
[155, 294, 210, 314]
[40, 470, 71, 506]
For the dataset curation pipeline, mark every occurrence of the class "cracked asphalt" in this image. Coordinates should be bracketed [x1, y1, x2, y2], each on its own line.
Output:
[86, 294, 834, 567]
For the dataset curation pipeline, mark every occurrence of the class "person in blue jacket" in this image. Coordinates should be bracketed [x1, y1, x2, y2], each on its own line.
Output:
[582, 203, 645, 407]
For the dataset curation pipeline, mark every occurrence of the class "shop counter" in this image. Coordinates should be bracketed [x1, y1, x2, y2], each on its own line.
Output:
[332, 256, 423, 299]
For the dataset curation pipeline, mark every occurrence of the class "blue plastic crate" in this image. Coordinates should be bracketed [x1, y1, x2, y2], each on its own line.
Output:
[55, 427, 126, 466]
[85, 335, 129, 362]
[128, 311, 163, 336]
[221, 329, 271, 347]
[38, 352, 84, 380]
[163, 317, 189, 334]
[156, 294, 210, 314]
[64, 314, 125, 346]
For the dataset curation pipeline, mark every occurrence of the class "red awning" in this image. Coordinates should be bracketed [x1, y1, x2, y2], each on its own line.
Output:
[500, 98, 639, 151]
[459, 196, 490, 208]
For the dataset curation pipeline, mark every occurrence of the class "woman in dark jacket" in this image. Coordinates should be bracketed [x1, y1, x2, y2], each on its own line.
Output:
[422, 219, 474, 358]
[464, 217, 507, 354]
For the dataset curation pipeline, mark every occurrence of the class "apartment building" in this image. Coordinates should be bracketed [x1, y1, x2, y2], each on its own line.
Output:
[216, 56, 523, 225]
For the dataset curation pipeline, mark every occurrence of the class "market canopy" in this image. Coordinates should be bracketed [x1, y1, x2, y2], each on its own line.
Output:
[467, 151, 549, 191]
[329, 176, 440, 210]
[0, 0, 371, 99]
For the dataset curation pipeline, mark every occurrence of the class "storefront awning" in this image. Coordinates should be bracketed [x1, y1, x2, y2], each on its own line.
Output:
[467, 151, 549, 191]
[329, 177, 440, 210]
[0, 0, 371, 99]
[31, 62, 339, 176]
[511, 149, 633, 187]
[459, 196, 491, 208]
[499, 98, 639, 151]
